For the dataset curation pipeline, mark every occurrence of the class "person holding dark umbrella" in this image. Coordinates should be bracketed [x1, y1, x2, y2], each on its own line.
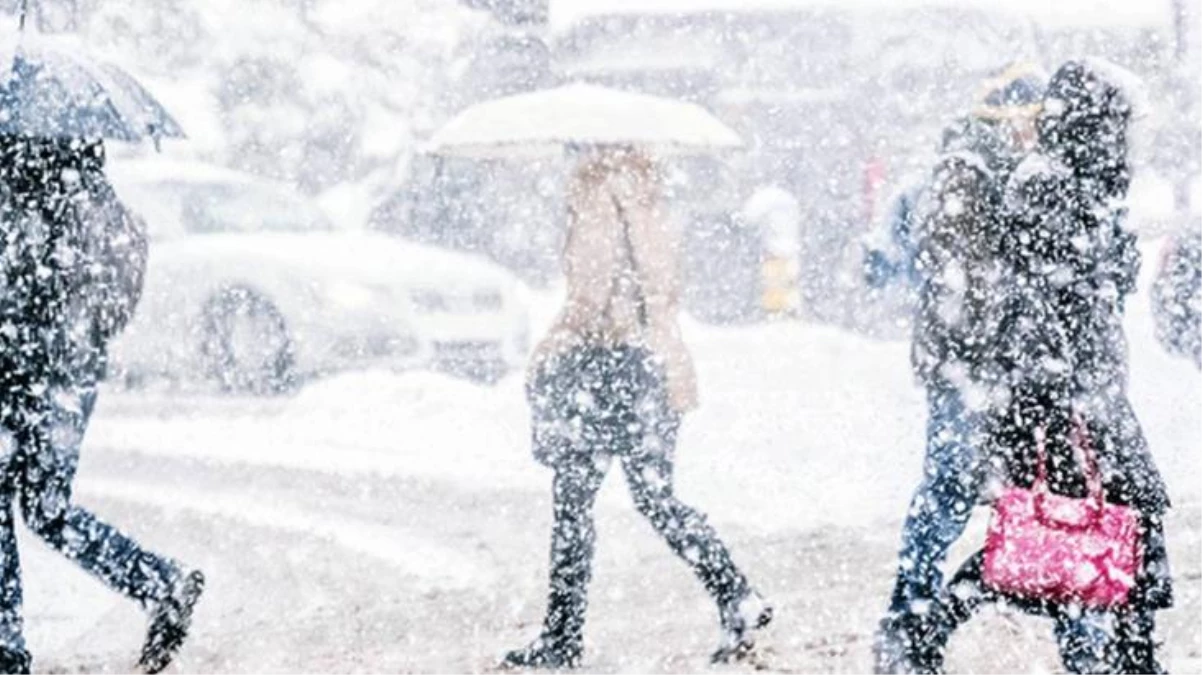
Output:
[0, 15, 202, 675]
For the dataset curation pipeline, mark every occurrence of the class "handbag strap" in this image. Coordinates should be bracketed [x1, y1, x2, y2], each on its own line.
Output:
[1033, 411, 1104, 503]
[609, 194, 649, 328]
[563, 197, 649, 335]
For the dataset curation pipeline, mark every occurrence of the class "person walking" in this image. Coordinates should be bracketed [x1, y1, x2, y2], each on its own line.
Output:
[925, 59, 1173, 675]
[0, 135, 204, 675]
[873, 63, 1048, 674]
[502, 147, 770, 669]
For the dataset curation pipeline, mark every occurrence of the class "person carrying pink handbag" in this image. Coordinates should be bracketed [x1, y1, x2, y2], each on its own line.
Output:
[910, 60, 1173, 675]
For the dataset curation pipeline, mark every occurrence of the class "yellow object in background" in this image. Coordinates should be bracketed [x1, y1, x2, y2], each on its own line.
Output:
[762, 255, 800, 316]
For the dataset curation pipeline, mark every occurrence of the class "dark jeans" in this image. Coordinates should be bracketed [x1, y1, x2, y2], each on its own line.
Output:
[0, 380, 181, 655]
[888, 387, 981, 613]
[542, 424, 752, 645]
[530, 345, 750, 646]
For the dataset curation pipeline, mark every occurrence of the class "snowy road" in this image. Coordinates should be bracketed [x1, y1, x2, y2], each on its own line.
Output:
[20, 440, 1201, 674]
[15, 267, 1202, 673]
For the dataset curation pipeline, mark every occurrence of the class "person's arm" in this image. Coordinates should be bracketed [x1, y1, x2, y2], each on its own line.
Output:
[624, 198, 680, 323]
[85, 177, 149, 340]
[1102, 210, 1140, 305]
[527, 192, 618, 381]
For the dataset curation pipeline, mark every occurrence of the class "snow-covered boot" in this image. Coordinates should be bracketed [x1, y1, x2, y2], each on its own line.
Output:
[500, 634, 582, 670]
[872, 611, 947, 675]
[139, 569, 205, 674]
[0, 647, 30, 675]
[711, 590, 774, 664]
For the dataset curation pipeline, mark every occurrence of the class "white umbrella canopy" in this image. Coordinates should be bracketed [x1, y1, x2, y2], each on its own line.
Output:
[429, 82, 743, 158]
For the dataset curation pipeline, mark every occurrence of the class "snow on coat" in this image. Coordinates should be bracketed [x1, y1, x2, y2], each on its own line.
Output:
[0, 136, 147, 409]
[986, 60, 1169, 517]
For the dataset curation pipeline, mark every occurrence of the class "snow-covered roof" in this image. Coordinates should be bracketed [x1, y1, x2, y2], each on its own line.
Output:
[551, 0, 1175, 31]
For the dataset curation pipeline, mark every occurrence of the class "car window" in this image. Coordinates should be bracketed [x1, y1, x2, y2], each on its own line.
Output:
[116, 179, 334, 237]
[181, 183, 334, 234]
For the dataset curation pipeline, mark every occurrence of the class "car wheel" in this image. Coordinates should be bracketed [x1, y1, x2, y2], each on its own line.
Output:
[201, 286, 296, 395]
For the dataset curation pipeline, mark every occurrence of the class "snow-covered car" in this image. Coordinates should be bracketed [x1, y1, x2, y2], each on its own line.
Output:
[1151, 224, 1201, 369]
[106, 159, 529, 392]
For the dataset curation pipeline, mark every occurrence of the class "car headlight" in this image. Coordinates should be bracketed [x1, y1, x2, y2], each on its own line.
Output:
[410, 289, 447, 313]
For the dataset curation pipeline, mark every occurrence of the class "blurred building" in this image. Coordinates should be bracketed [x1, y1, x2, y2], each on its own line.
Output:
[460, 0, 548, 26]
[550, 2, 1185, 328]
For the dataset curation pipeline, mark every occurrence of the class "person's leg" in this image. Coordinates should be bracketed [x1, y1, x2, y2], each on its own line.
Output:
[17, 384, 181, 607]
[888, 388, 981, 614]
[619, 409, 768, 662]
[620, 415, 750, 607]
[0, 429, 31, 675]
[504, 456, 609, 667]
[874, 544, 992, 674]
[1112, 607, 1165, 675]
[17, 381, 204, 673]
[1051, 608, 1118, 674]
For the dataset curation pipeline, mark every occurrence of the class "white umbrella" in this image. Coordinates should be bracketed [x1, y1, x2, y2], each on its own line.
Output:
[429, 82, 743, 158]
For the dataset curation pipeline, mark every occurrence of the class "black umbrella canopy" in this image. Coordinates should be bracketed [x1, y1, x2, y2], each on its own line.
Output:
[0, 29, 185, 142]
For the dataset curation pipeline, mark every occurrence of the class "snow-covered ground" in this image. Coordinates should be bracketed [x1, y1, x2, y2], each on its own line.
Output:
[13, 240, 1200, 673]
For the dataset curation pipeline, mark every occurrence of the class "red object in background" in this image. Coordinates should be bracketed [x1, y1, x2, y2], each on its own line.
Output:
[1157, 235, 1177, 279]
[863, 157, 887, 225]
[983, 419, 1143, 608]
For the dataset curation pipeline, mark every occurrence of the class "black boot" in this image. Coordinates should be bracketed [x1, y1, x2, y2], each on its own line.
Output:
[711, 590, 774, 664]
[501, 635, 582, 670]
[139, 569, 205, 674]
[0, 648, 30, 675]
[872, 610, 948, 675]
[1113, 610, 1166, 675]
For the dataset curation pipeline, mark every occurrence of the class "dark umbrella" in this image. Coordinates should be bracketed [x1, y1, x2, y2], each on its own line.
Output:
[1, 13, 185, 142]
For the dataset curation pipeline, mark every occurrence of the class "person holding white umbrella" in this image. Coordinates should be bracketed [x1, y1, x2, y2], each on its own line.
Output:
[432, 84, 770, 668]
[508, 146, 770, 669]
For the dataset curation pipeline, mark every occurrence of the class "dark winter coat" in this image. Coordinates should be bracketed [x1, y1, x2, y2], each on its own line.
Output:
[0, 136, 147, 412]
[909, 116, 1023, 394]
[985, 61, 1169, 516]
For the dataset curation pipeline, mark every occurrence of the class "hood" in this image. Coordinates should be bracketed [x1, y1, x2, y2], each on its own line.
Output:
[1038, 59, 1139, 200]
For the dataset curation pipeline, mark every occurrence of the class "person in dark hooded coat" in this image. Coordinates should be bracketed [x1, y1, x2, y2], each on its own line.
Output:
[873, 64, 1048, 675]
[921, 60, 1172, 675]
[0, 136, 204, 675]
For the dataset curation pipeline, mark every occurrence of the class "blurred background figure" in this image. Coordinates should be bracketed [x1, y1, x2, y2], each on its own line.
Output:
[742, 185, 803, 318]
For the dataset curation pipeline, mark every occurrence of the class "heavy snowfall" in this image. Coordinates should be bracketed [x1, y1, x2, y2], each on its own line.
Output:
[0, 0, 1199, 673]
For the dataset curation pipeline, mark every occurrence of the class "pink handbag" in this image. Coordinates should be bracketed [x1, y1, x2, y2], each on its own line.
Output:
[982, 417, 1142, 608]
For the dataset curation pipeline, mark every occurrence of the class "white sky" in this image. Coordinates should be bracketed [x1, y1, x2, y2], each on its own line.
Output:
[549, 0, 1183, 31]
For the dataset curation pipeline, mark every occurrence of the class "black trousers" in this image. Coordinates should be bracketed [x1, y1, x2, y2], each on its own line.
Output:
[529, 345, 750, 646]
[940, 542, 1166, 674]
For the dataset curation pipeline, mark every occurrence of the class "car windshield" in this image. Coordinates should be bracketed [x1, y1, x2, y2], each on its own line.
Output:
[118, 180, 334, 239]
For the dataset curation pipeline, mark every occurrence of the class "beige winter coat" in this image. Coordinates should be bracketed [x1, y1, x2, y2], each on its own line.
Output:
[529, 172, 699, 413]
